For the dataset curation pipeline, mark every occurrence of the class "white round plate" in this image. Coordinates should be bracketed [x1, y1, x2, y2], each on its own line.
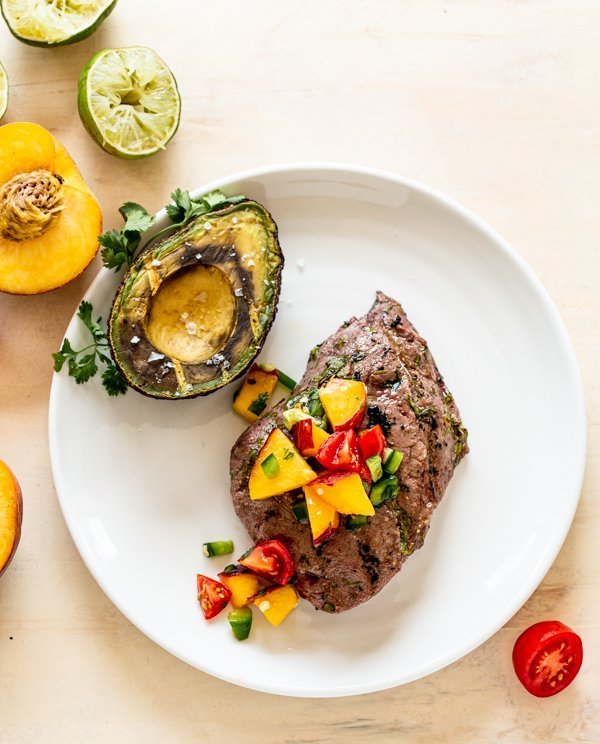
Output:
[49, 164, 586, 697]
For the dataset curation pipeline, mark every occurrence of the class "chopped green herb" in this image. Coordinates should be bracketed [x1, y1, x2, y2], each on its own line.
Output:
[309, 344, 321, 361]
[202, 540, 234, 557]
[260, 453, 280, 479]
[306, 388, 326, 420]
[395, 507, 414, 555]
[248, 391, 269, 416]
[311, 355, 347, 383]
[282, 447, 294, 460]
[406, 394, 436, 419]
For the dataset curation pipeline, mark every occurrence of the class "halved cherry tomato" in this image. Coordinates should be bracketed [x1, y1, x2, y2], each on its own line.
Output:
[358, 425, 386, 459]
[197, 574, 232, 620]
[512, 620, 583, 697]
[316, 430, 363, 472]
[239, 539, 294, 585]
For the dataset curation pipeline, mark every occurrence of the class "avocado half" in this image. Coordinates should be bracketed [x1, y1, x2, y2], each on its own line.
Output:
[108, 200, 284, 399]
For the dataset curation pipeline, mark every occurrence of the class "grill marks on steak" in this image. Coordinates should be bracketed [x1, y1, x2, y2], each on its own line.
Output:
[230, 292, 468, 612]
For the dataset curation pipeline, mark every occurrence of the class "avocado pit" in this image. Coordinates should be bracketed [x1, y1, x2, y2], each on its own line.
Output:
[146, 264, 236, 364]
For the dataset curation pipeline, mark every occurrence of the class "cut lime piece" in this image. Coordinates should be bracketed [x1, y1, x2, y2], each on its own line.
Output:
[0, 0, 116, 47]
[0, 62, 7, 121]
[78, 47, 181, 160]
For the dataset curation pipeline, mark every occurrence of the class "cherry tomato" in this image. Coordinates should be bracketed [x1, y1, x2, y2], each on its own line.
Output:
[512, 620, 583, 697]
[358, 425, 386, 459]
[197, 574, 231, 619]
[316, 430, 363, 472]
[239, 539, 294, 585]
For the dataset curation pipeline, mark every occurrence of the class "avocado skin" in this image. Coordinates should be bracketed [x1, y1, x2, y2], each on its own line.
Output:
[108, 199, 284, 400]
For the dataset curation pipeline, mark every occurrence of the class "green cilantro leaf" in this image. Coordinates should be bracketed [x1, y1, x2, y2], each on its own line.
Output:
[77, 300, 104, 343]
[165, 188, 191, 223]
[100, 188, 246, 272]
[102, 363, 129, 396]
[119, 202, 155, 235]
[202, 190, 229, 209]
[52, 301, 127, 396]
[99, 229, 138, 272]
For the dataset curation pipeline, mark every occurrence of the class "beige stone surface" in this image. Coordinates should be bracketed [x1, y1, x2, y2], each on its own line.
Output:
[0, 1, 598, 741]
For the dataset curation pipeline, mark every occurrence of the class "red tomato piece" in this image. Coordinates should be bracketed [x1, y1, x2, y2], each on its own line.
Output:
[239, 539, 294, 585]
[359, 462, 372, 487]
[512, 620, 583, 697]
[316, 430, 363, 472]
[358, 425, 386, 459]
[197, 574, 231, 620]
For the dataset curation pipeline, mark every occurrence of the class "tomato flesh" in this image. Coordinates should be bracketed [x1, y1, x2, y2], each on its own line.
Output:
[358, 425, 386, 459]
[197, 574, 231, 620]
[239, 539, 294, 585]
[316, 430, 363, 473]
[512, 620, 583, 697]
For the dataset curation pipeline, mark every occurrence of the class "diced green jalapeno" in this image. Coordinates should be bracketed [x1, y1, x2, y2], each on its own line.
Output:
[366, 454, 383, 482]
[260, 453, 280, 479]
[346, 514, 368, 531]
[383, 448, 403, 474]
[369, 474, 399, 507]
[202, 540, 234, 557]
[282, 407, 312, 430]
[276, 369, 297, 391]
[292, 499, 309, 523]
[228, 607, 253, 641]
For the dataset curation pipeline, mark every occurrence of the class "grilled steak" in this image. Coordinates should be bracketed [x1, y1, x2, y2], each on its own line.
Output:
[230, 292, 468, 613]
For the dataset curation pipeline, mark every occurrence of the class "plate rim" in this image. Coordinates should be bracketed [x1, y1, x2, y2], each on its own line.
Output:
[48, 162, 587, 697]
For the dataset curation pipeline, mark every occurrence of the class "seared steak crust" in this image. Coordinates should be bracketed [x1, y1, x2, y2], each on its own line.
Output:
[230, 292, 468, 612]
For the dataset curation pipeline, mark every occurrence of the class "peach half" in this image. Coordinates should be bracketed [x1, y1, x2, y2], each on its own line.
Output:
[0, 460, 22, 577]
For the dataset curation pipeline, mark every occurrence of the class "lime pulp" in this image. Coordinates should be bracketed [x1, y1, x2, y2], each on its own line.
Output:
[0, 0, 116, 47]
[0, 62, 7, 121]
[78, 46, 181, 159]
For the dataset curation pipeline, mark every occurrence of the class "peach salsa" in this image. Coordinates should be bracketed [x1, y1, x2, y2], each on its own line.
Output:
[197, 370, 402, 640]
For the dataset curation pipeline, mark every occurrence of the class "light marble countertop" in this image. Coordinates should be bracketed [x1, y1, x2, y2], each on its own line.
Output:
[1, 1, 598, 741]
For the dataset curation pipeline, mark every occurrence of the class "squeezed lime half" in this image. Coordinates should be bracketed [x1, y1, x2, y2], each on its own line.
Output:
[0, 62, 7, 121]
[0, 0, 116, 47]
[78, 46, 181, 159]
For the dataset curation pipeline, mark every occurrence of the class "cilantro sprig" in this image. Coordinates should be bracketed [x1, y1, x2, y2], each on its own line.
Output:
[98, 188, 246, 272]
[52, 301, 127, 396]
[55, 187, 247, 397]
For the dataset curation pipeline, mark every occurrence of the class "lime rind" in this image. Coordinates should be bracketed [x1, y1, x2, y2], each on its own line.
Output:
[78, 47, 181, 159]
[0, 62, 7, 121]
[0, 0, 116, 47]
